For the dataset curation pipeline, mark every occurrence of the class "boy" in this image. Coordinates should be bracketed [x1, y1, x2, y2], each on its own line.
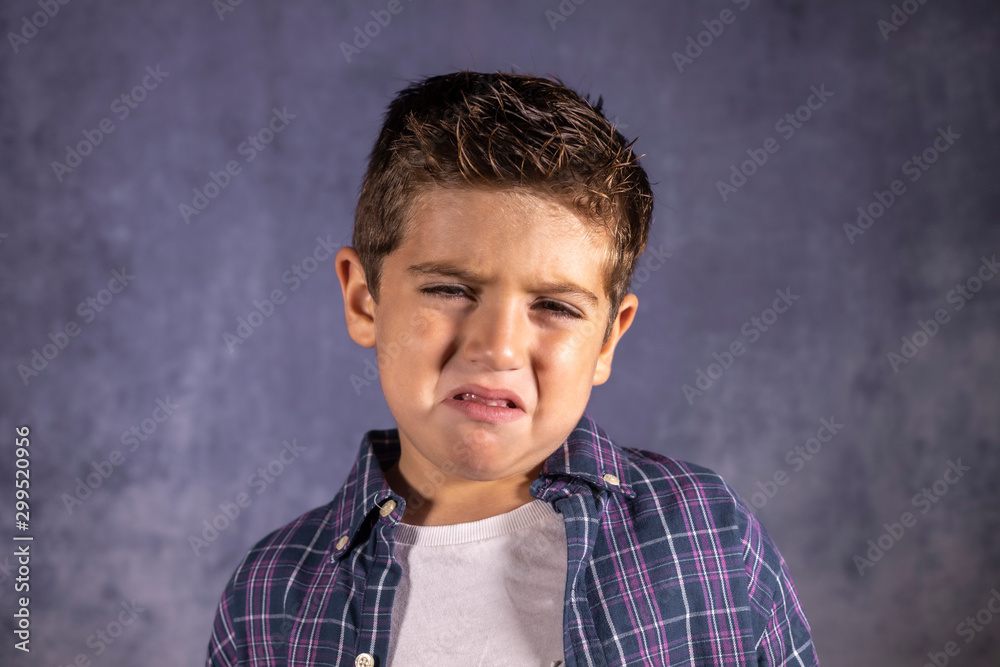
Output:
[207, 70, 818, 666]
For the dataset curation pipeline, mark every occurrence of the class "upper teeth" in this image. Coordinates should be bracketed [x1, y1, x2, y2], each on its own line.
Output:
[457, 393, 513, 408]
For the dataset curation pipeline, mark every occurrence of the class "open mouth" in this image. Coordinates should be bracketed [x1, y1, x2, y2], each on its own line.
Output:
[452, 393, 517, 409]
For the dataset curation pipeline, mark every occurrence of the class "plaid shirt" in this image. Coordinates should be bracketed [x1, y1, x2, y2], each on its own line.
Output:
[207, 410, 819, 666]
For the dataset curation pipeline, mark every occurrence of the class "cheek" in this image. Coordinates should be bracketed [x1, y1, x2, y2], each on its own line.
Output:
[376, 308, 451, 374]
[558, 316, 603, 354]
[539, 328, 601, 377]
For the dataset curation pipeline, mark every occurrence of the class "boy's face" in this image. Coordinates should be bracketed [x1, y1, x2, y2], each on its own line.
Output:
[336, 186, 637, 490]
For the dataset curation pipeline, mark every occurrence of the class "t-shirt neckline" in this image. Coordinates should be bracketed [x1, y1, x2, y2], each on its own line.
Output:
[393, 498, 557, 546]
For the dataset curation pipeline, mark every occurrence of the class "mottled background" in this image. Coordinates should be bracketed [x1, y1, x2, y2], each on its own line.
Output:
[1, 0, 998, 665]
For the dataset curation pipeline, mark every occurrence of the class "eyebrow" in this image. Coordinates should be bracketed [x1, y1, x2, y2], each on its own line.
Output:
[406, 261, 600, 308]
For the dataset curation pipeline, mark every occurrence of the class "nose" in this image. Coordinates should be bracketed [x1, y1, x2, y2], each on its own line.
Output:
[462, 296, 527, 371]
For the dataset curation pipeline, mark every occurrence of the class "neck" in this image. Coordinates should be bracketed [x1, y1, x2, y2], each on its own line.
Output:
[384, 459, 543, 527]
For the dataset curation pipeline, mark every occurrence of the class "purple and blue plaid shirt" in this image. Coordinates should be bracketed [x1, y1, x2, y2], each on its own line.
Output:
[207, 410, 819, 666]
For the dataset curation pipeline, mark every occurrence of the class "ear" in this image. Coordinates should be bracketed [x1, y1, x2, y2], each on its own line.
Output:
[335, 246, 377, 348]
[593, 293, 638, 386]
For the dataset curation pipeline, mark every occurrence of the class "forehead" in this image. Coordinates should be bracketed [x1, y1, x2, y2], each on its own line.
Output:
[399, 185, 613, 270]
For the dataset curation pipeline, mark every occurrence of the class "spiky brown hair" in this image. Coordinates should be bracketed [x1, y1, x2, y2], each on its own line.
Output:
[352, 70, 653, 343]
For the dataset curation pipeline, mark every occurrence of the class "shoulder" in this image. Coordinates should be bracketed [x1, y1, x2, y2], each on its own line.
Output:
[618, 445, 747, 519]
[614, 445, 784, 600]
[216, 497, 341, 623]
[613, 446, 817, 662]
[208, 499, 342, 663]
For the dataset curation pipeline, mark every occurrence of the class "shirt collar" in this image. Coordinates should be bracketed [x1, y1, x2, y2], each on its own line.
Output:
[328, 409, 634, 562]
[536, 409, 635, 499]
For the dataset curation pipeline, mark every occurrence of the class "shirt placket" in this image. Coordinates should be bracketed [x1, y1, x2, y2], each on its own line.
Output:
[538, 480, 609, 667]
[352, 498, 403, 667]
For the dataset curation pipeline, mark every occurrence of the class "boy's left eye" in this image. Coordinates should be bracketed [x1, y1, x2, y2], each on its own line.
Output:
[419, 285, 582, 319]
[536, 300, 582, 319]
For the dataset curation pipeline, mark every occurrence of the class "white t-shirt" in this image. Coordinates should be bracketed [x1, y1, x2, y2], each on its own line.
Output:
[387, 498, 568, 667]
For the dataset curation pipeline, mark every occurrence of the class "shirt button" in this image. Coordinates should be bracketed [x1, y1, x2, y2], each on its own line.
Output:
[335, 534, 349, 549]
[379, 499, 397, 517]
[602, 473, 620, 486]
[355, 653, 375, 667]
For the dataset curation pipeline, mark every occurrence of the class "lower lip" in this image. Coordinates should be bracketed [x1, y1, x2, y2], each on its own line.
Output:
[443, 397, 525, 424]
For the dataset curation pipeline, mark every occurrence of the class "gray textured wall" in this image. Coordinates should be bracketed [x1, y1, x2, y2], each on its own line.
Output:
[1, 0, 998, 665]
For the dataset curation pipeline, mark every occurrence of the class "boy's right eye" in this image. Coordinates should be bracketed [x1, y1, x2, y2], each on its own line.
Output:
[420, 285, 470, 298]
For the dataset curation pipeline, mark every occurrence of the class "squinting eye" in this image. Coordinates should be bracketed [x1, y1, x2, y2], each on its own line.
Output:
[420, 285, 469, 298]
[537, 301, 582, 319]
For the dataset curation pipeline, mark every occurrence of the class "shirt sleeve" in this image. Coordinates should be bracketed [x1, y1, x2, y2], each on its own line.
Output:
[736, 497, 820, 666]
[206, 584, 241, 667]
